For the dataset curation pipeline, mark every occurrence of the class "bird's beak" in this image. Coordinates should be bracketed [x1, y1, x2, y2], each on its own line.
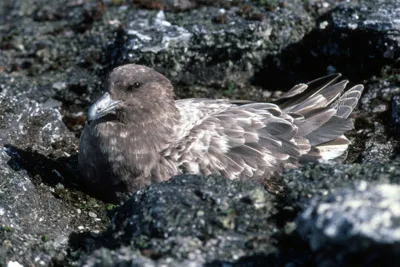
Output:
[88, 92, 121, 122]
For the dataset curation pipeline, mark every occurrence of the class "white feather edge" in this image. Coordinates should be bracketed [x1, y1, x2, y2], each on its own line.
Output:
[314, 135, 350, 161]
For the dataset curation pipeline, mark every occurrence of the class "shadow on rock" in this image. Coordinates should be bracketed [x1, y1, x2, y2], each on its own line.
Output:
[4, 144, 86, 196]
[252, 8, 397, 90]
[205, 231, 313, 267]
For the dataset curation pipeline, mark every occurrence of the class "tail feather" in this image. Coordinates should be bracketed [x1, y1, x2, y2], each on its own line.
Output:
[279, 73, 343, 112]
[280, 74, 363, 162]
[299, 135, 351, 162]
[296, 108, 336, 136]
[305, 116, 354, 146]
[314, 135, 351, 161]
[334, 84, 364, 119]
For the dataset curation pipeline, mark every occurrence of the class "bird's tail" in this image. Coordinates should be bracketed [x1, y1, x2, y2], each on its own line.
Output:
[278, 74, 364, 162]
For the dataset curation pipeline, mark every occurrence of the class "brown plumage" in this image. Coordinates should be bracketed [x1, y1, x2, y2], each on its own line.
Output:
[78, 64, 363, 202]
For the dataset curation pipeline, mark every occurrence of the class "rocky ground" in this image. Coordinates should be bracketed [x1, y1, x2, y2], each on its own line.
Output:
[0, 0, 399, 266]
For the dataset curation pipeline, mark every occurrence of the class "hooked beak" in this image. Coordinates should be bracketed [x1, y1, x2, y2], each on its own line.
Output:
[87, 92, 121, 122]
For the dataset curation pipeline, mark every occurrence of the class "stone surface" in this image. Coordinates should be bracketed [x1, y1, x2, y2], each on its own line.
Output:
[78, 175, 279, 266]
[283, 162, 400, 206]
[0, 93, 109, 266]
[117, 2, 315, 90]
[296, 181, 400, 266]
[254, 0, 400, 88]
[348, 80, 400, 164]
[391, 94, 400, 134]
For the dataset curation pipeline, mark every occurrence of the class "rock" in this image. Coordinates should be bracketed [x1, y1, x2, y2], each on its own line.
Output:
[0, 169, 69, 266]
[283, 162, 400, 206]
[255, 0, 400, 88]
[296, 181, 400, 267]
[80, 247, 160, 267]
[392, 94, 400, 134]
[116, 3, 315, 89]
[0, 90, 74, 265]
[326, 0, 400, 77]
[0, 65, 107, 267]
[132, 0, 198, 11]
[78, 175, 278, 266]
[348, 80, 400, 164]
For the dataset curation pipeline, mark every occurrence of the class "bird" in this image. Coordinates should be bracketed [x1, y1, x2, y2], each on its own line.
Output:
[78, 64, 363, 202]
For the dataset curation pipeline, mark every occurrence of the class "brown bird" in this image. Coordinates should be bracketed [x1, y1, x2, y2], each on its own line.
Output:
[78, 64, 363, 202]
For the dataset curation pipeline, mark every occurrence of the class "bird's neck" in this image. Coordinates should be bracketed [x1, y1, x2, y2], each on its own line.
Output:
[119, 99, 177, 125]
[104, 101, 180, 153]
[93, 105, 180, 180]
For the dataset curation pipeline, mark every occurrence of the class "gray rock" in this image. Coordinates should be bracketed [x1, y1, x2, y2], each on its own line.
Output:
[257, 0, 400, 88]
[0, 72, 106, 266]
[330, 0, 400, 36]
[0, 94, 73, 265]
[80, 175, 278, 266]
[392, 94, 400, 134]
[283, 162, 400, 206]
[81, 247, 159, 267]
[348, 80, 400, 164]
[325, 0, 400, 73]
[0, 170, 69, 266]
[118, 3, 315, 88]
[296, 181, 400, 266]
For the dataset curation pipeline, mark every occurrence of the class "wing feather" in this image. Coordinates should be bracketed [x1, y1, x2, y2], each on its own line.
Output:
[161, 74, 363, 191]
[165, 100, 298, 181]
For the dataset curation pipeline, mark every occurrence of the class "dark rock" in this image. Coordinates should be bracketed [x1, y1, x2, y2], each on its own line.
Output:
[392, 94, 400, 134]
[283, 162, 400, 208]
[254, 0, 400, 88]
[79, 175, 278, 265]
[80, 247, 159, 267]
[33, 5, 63, 22]
[131, 0, 263, 12]
[347, 80, 400, 164]
[0, 92, 79, 266]
[116, 3, 315, 89]
[0, 169, 70, 266]
[296, 181, 400, 267]
[133, 0, 198, 11]
[0, 41, 109, 267]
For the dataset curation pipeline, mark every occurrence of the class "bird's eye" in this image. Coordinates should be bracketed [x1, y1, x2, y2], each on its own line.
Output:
[127, 82, 141, 91]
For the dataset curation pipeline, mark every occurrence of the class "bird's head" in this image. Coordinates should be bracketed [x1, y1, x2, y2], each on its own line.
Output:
[88, 64, 175, 124]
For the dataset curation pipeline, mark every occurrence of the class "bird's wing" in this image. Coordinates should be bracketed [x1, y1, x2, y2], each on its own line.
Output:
[172, 98, 232, 139]
[163, 74, 363, 191]
[163, 100, 305, 191]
